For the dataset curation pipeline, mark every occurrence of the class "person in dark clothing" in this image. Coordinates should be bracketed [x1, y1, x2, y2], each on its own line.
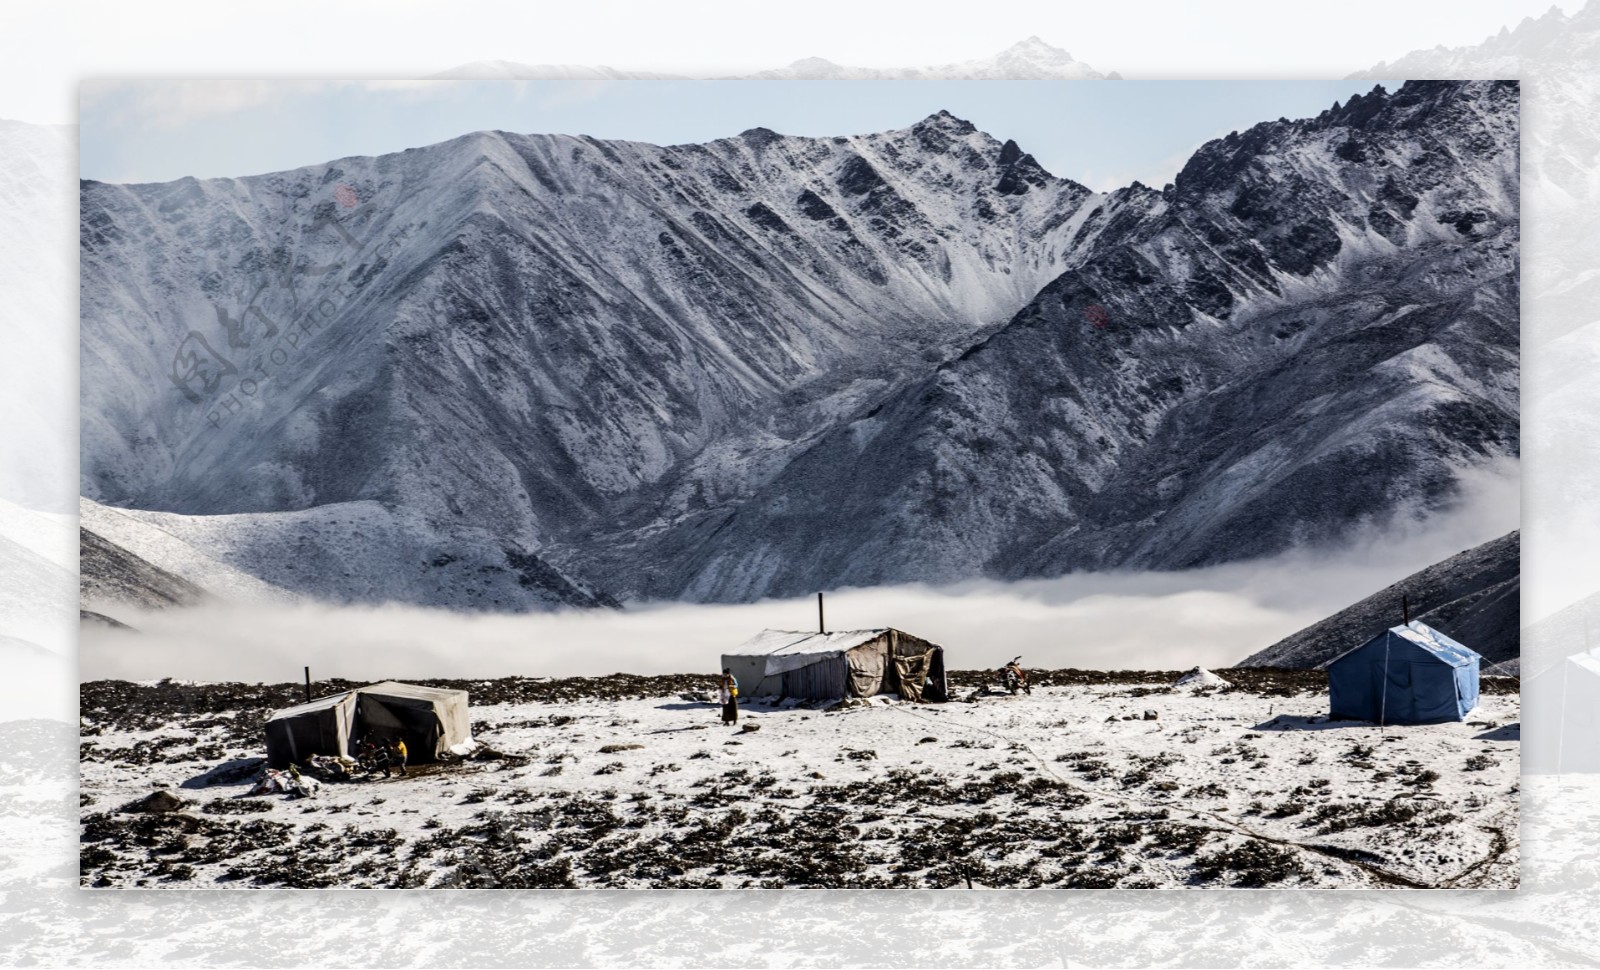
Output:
[356, 738, 381, 776]
[720, 669, 739, 726]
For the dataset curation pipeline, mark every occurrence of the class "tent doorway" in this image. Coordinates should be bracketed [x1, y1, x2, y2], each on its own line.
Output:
[356, 694, 445, 764]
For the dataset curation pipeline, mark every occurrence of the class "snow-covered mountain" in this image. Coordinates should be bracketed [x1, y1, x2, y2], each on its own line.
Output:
[611, 81, 1520, 599]
[1352, 4, 1596, 84]
[434, 37, 1111, 82]
[429, 62, 685, 80]
[80, 81, 1519, 609]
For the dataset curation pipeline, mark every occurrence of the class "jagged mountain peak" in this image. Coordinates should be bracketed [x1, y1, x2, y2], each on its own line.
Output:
[912, 108, 976, 131]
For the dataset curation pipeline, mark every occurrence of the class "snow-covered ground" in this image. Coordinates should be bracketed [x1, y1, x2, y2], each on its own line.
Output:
[78, 674, 1519, 889]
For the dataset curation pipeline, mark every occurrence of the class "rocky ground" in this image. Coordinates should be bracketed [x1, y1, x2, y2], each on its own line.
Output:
[77, 670, 1520, 889]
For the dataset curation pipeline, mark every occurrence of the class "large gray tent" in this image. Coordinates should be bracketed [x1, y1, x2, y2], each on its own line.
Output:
[264, 681, 473, 768]
[721, 628, 948, 702]
[1523, 648, 1600, 773]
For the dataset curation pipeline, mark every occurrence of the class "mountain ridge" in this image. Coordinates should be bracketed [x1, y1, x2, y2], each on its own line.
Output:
[80, 81, 1519, 609]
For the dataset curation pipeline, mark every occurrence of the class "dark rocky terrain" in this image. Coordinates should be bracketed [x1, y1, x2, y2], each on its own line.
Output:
[78, 669, 1520, 890]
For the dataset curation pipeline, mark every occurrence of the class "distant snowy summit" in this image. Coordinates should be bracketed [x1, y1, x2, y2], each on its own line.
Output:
[433, 37, 1115, 81]
[429, 61, 686, 80]
[1349, 3, 1597, 80]
[738, 37, 1112, 80]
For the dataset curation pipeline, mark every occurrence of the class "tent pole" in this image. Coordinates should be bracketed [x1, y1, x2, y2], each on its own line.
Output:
[1379, 636, 1390, 738]
[817, 592, 825, 635]
[1558, 613, 1581, 791]
[305, 666, 312, 704]
[1557, 660, 1569, 792]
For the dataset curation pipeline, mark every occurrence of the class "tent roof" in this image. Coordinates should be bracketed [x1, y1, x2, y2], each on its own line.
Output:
[266, 690, 355, 722]
[359, 681, 469, 703]
[1570, 651, 1600, 677]
[267, 681, 466, 722]
[728, 629, 889, 658]
[1390, 621, 1480, 666]
[1328, 620, 1482, 669]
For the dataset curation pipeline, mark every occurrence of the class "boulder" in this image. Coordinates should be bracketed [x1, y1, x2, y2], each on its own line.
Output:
[122, 789, 185, 814]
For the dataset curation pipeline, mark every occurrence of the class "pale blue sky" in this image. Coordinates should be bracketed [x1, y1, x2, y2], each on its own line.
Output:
[81, 79, 1401, 192]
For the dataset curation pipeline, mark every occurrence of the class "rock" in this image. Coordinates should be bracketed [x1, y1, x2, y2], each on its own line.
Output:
[599, 743, 644, 753]
[739, 723, 760, 733]
[918, 736, 938, 744]
[1144, 710, 1159, 720]
[184, 757, 264, 788]
[122, 789, 185, 814]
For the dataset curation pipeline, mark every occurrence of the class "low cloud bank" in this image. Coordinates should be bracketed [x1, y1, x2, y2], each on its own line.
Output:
[81, 461, 1518, 683]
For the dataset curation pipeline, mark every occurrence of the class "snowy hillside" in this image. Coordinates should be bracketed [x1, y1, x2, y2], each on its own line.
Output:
[81, 81, 1519, 610]
[78, 497, 608, 612]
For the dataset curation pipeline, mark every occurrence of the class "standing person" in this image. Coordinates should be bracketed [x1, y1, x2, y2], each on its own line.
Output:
[389, 737, 409, 777]
[720, 669, 739, 727]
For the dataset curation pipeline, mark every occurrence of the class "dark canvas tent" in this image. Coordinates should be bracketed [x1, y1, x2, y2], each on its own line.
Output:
[264, 681, 473, 768]
[1326, 620, 1481, 724]
[721, 628, 948, 703]
[264, 691, 358, 769]
[1523, 648, 1600, 773]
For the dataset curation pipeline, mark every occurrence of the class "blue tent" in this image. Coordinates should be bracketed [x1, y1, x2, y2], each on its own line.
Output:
[1326, 620, 1481, 724]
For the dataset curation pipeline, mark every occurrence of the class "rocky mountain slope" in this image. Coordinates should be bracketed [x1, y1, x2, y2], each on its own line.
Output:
[81, 80, 1519, 609]
[1240, 531, 1519, 670]
[609, 81, 1520, 599]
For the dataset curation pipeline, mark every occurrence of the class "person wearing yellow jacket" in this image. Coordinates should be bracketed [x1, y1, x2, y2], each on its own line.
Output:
[384, 737, 408, 777]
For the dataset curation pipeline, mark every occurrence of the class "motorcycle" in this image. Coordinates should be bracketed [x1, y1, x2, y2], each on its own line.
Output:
[998, 656, 1032, 696]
